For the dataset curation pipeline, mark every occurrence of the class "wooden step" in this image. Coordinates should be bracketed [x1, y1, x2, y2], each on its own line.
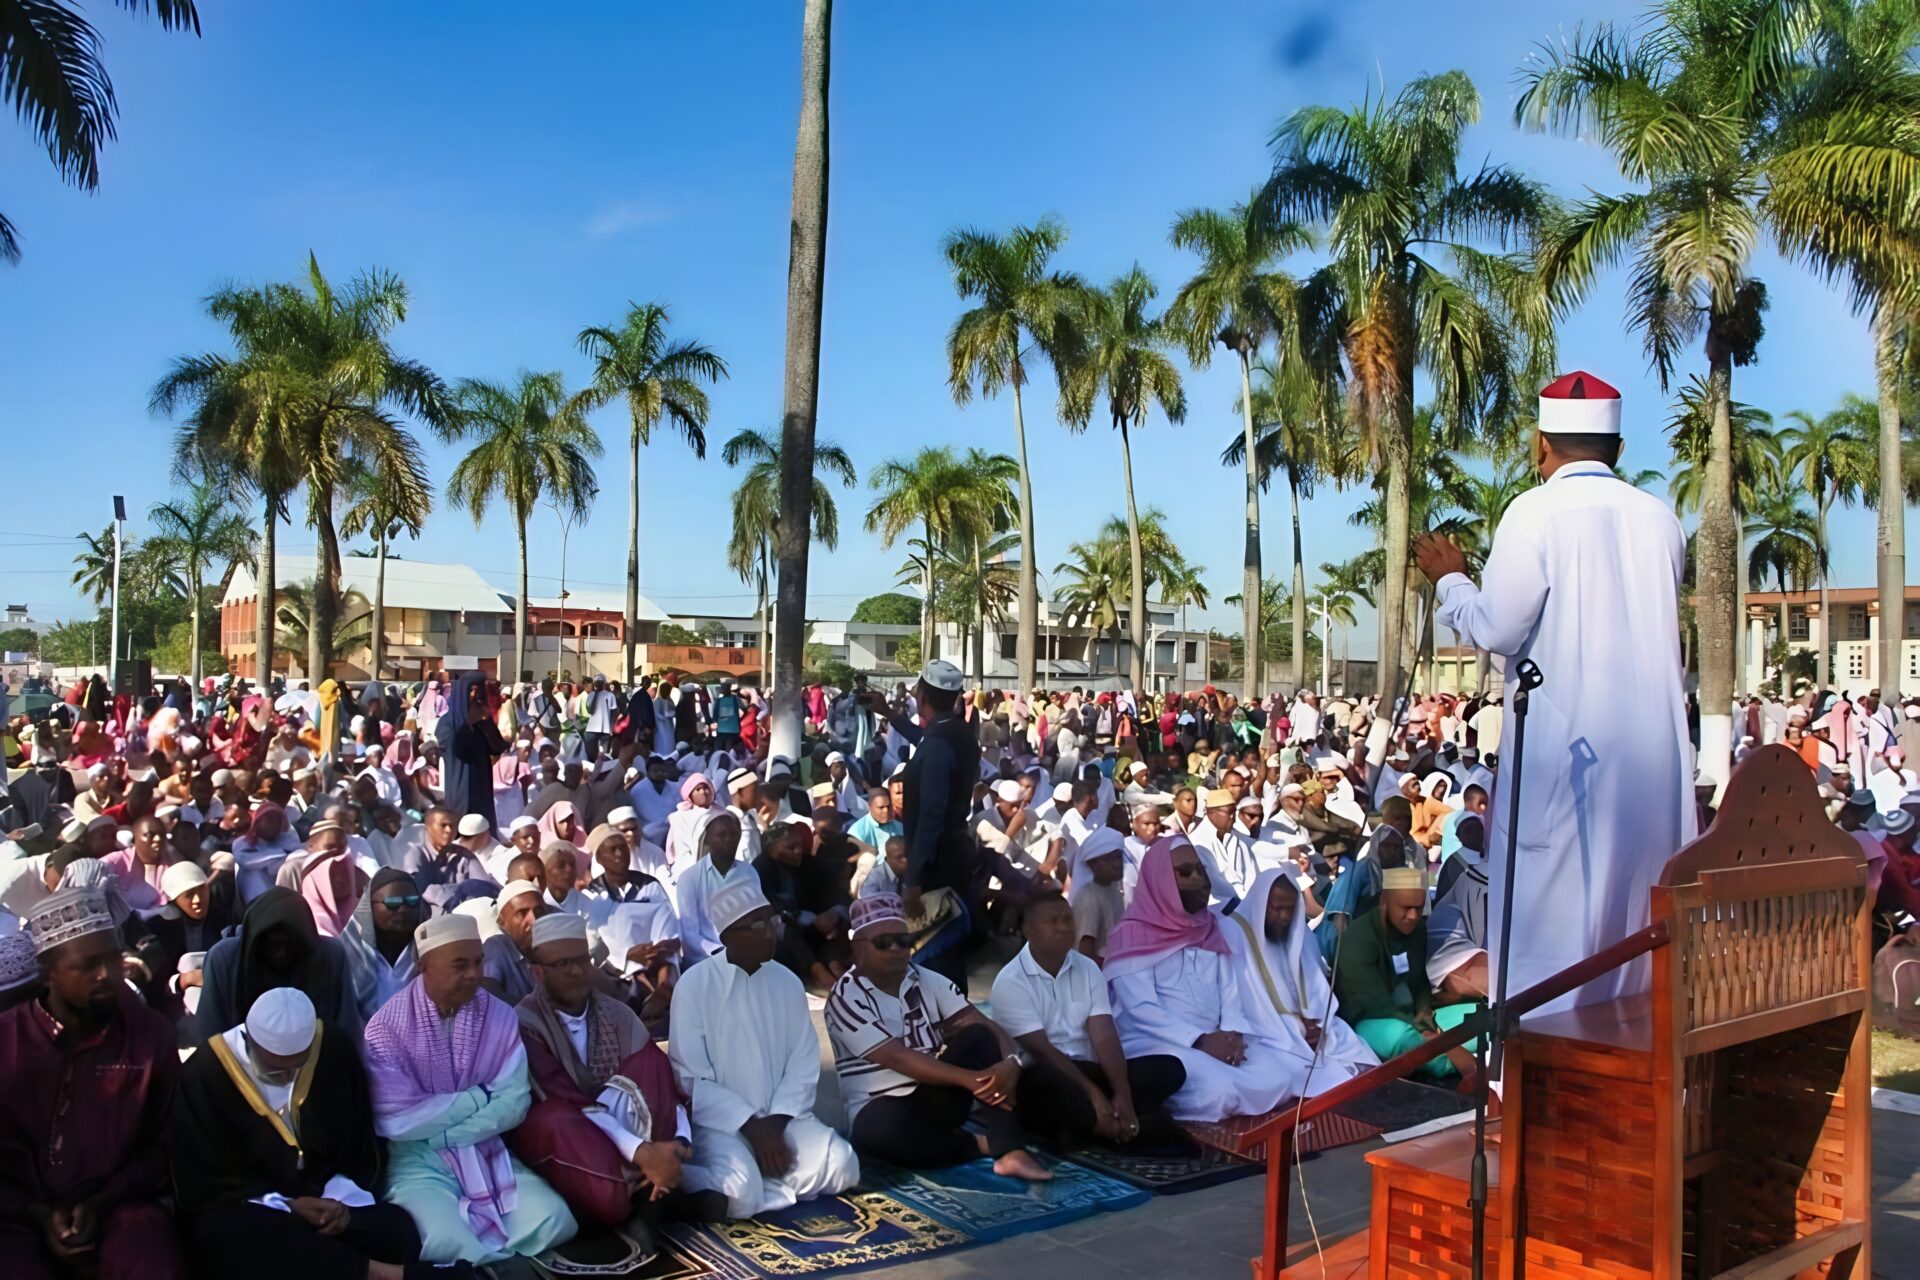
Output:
[1366, 1122, 1501, 1277]
[1273, 1228, 1369, 1279]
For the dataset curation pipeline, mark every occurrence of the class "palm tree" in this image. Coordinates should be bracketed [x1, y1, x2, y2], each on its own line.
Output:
[447, 371, 601, 689]
[1223, 357, 1352, 692]
[1666, 377, 1780, 687]
[275, 581, 372, 668]
[151, 253, 451, 681]
[943, 218, 1089, 692]
[1745, 480, 1826, 691]
[1264, 70, 1554, 711]
[1063, 267, 1188, 690]
[71, 525, 120, 606]
[721, 427, 857, 671]
[1054, 534, 1130, 679]
[1779, 395, 1875, 687]
[866, 446, 1004, 665]
[574, 302, 728, 684]
[1317, 558, 1371, 692]
[934, 529, 1021, 683]
[1166, 192, 1316, 697]
[148, 482, 255, 682]
[337, 456, 430, 681]
[1, 0, 200, 264]
[1158, 559, 1210, 693]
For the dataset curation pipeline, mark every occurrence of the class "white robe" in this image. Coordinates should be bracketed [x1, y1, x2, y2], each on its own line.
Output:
[1190, 821, 1259, 906]
[1224, 869, 1379, 1093]
[668, 954, 858, 1217]
[1436, 459, 1696, 1015]
[1108, 946, 1300, 1121]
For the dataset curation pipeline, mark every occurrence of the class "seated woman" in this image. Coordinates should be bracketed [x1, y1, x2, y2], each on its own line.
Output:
[1104, 837, 1301, 1121]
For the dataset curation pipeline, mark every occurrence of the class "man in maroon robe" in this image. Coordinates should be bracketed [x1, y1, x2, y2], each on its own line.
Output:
[508, 913, 708, 1234]
[0, 888, 184, 1279]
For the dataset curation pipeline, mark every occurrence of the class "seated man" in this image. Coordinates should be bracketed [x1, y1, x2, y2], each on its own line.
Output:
[1223, 869, 1379, 1095]
[168, 989, 427, 1280]
[1191, 788, 1258, 907]
[673, 811, 758, 962]
[397, 807, 498, 914]
[511, 914, 696, 1239]
[755, 819, 850, 990]
[990, 893, 1186, 1148]
[339, 867, 424, 1019]
[198, 885, 362, 1042]
[481, 878, 545, 1005]
[1105, 838, 1300, 1121]
[365, 914, 575, 1269]
[825, 894, 1051, 1180]
[1067, 828, 1127, 960]
[1, 888, 185, 1279]
[1426, 821, 1489, 1002]
[847, 787, 902, 859]
[973, 778, 1064, 907]
[1316, 803, 1415, 965]
[670, 880, 859, 1217]
[1332, 867, 1479, 1081]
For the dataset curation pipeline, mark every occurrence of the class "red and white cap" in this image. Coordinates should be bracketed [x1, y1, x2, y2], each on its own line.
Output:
[1538, 370, 1621, 435]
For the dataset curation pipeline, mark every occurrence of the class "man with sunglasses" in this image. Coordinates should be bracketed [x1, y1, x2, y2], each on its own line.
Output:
[670, 880, 857, 1219]
[340, 868, 424, 1019]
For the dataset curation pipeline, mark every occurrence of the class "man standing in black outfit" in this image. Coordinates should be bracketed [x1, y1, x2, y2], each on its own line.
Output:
[899, 660, 978, 984]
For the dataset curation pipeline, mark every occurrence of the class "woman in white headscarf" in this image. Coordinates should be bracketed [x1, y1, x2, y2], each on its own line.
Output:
[1224, 867, 1379, 1093]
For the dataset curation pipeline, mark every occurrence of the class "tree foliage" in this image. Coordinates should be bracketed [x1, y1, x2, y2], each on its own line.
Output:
[850, 593, 922, 626]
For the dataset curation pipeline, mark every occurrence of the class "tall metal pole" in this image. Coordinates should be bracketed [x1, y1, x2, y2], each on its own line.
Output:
[1319, 594, 1331, 697]
[109, 496, 126, 688]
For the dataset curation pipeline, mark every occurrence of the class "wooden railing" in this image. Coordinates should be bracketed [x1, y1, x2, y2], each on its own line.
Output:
[1245, 920, 1673, 1280]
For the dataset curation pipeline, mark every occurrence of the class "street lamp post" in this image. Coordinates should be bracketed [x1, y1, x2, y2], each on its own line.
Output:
[109, 496, 126, 689]
[1320, 594, 1331, 698]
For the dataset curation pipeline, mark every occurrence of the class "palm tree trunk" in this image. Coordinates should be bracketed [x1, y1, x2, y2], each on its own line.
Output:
[1289, 468, 1306, 694]
[1733, 532, 1747, 693]
[1695, 333, 1739, 787]
[1237, 345, 1262, 700]
[514, 521, 529, 688]
[1010, 374, 1039, 693]
[770, 0, 831, 764]
[1816, 492, 1832, 690]
[625, 430, 640, 686]
[1778, 600, 1790, 690]
[257, 493, 276, 685]
[972, 541, 986, 683]
[1118, 415, 1147, 691]
[310, 492, 341, 682]
[1875, 306, 1907, 699]
[1179, 602, 1188, 696]
[188, 568, 203, 686]
[920, 519, 935, 665]
[758, 549, 770, 684]
[371, 527, 389, 679]
[1377, 393, 1413, 708]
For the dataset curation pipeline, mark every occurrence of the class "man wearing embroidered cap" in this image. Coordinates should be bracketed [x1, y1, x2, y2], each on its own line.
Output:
[169, 988, 428, 1279]
[364, 912, 575, 1266]
[1333, 864, 1481, 1083]
[0, 888, 186, 1277]
[671, 878, 858, 1217]
[1414, 370, 1694, 1017]
[898, 660, 983, 983]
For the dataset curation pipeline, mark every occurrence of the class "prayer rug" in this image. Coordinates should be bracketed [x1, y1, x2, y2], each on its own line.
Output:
[663, 1187, 967, 1277]
[1055, 1137, 1261, 1195]
[871, 1153, 1150, 1243]
[539, 1223, 746, 1279]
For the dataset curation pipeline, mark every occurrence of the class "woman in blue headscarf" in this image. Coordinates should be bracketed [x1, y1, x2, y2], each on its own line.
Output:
[437, 671, 506, 828]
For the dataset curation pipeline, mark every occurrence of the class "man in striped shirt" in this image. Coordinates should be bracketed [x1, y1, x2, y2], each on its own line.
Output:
[823, 895, 1050, 1181]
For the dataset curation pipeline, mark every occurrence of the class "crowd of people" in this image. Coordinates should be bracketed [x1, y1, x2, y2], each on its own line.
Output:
[1, 647, 1917, 1278]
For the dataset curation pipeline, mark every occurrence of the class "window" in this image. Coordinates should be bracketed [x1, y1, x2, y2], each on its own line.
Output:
[1788, 608, 1809, 642]
[1846, 646, 1866, 679]
[1154, 639, 1177, 667]
[1906, 604, 1920, 639]
[1184, 641, 1197, 663]
[881, 638, 899, 660]
[999, 634, 1017, 659]
[464, 615, 500, 636]
[1847, 606, 1869, 640]
[428, 611, 453, 633]
[1909, 645, 1920, 680]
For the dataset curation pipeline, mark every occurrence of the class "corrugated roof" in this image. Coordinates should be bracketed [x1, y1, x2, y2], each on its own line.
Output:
[224, 554, 512, 615]
[523, 587, 669, 621]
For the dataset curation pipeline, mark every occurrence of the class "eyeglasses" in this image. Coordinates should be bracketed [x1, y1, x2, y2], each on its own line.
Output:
[377, 894, 423, 909]
[863, 933, 913, 951]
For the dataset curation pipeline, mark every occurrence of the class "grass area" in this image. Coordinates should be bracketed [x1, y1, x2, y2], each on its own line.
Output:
[1873, 1028, 1920, 1094]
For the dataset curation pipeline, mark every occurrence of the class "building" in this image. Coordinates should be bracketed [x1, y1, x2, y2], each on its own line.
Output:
[1742, 585, 1920, 692]
[925, 599, 1215, 692]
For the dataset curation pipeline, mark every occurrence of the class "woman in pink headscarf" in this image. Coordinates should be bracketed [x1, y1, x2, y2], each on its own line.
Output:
[1104, 835, 1300, 1120]
[535, 799, 581, 849]
[664, 772, 719, 874]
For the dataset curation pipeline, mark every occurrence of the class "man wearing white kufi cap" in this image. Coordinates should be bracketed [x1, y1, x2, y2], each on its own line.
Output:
[722, 765, 764, 866]
[1415, 370, 1694, 1016]
[1, 888, 186, 1277]
[168, 987, 428, 1278]
[673, 809, 759, 963]
[364, 911, 575, 1265]
[671, 878, 859, 1218]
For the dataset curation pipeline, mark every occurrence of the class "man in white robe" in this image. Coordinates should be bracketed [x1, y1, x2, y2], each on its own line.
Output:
[669, 880, 857, 1217]
[1417, 370, 1695, 1015]
[1224, 868, 1379, 1093]
[1106, 836, 1299, 1121]
[1189, 788, 1258, 907]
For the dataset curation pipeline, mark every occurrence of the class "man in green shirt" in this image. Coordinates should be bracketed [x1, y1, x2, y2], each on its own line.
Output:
[1332, 866, 1479, 1082]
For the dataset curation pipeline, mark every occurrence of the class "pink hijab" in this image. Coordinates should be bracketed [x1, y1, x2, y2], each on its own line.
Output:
[1102, 835, 1230, 980]
[677, 772, 715, 811]
[536, 800, 580, 848]
[298, 835, 366, 938]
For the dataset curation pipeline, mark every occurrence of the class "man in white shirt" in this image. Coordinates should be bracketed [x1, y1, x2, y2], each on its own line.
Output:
[357, 745, 402, 810]
[974, 778, 1062, 889]
[673, 810, 759, 962]
[581, 676, 619, 759]
[1288, 691, 1321, 746]
[1120, 761, 1172, 812]
[1190, 787, 1258, 907]
[989, 894, 1184, 1147]
[669, 880, 858, 1218]
[1055, 781, 1104, 892]
[723, 767, 763, 866]
[825, 752, 866, 818]
[627, 755, 678, 846]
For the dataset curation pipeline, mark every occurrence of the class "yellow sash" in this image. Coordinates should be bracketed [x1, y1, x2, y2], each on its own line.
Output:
[207, 1022, 324, 1169]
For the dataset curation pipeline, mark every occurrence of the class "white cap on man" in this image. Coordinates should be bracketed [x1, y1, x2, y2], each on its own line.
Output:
[457, 814, 491, 838]
[710, 879, 771, 935]
[246, 988, 317, 1056]
[1538, 370, 1622, 435]
[415, 913, 480, 956]
[920, 660, 964, 693]
[991, 779, 1024, 804]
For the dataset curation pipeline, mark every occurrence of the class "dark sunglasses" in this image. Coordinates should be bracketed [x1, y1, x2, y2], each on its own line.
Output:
[864, 934, 913, 951]
[377, 894, 423, 909]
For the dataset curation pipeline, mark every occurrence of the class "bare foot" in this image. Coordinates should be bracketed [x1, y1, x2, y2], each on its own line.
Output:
[992, 1149, 1054, 1182]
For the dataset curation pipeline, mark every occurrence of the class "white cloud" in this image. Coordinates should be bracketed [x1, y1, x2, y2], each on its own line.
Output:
[584, 200, 669, 238]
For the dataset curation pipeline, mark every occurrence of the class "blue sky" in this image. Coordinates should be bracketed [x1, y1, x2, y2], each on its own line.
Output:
[2, 2, 1908, 656]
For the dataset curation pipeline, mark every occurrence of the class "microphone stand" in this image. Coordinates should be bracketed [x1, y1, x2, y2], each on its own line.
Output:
[1470, 657, 1543, 1280]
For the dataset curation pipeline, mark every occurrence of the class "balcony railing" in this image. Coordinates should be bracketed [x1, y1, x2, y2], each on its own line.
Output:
[637, 643, 760, 671]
